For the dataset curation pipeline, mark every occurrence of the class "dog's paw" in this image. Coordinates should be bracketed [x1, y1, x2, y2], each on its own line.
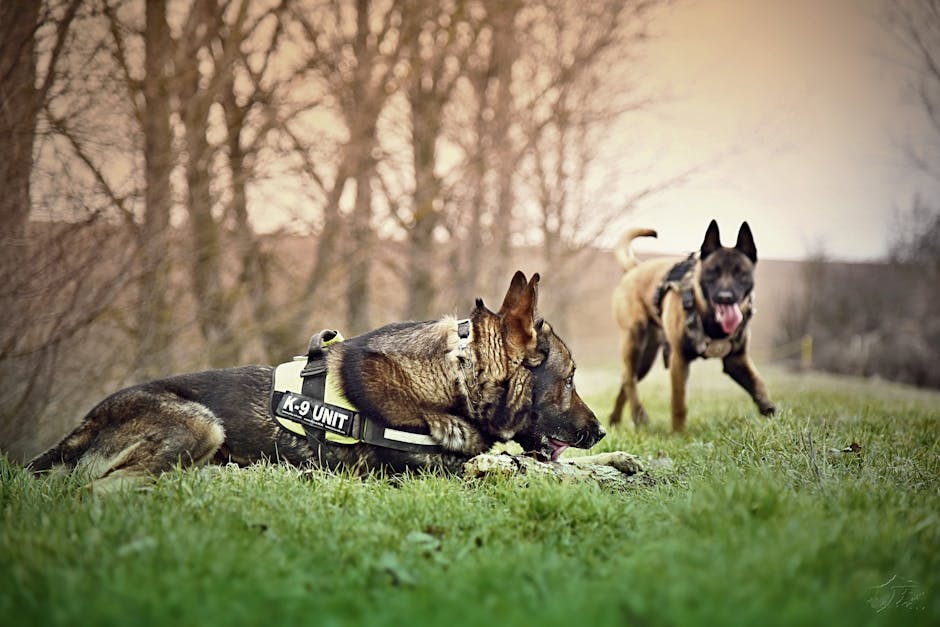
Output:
[568, 451, 644, 475]
[759, 401, 776, 416]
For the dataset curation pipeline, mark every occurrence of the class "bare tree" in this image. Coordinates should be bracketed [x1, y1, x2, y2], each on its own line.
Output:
[441, 0, 521, 307]
[290, 0, 409, 333]
[886, 0, 940, 380]
[1, 2, 40, 265]
[1, 1, 80, 266]
[0, 0, 134, 460]
[890, 0, 940, 185]
[888, 0, 940, 270]
[398, 0, 483, 319]
[219, 1, 293, 361]
[512, 0, 663, 332]
[138, 0, 177, 374]
[94, 0, 182, 375]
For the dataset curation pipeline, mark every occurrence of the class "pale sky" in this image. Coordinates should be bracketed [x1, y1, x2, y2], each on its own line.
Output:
[613, 0, 936, 261]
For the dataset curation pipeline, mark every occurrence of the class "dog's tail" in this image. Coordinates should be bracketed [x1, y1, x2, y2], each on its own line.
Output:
[614, 228, 657, 271]
[28, 423, 93, 473]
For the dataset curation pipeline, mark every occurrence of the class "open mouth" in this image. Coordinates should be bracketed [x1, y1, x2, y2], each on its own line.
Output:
[548, 438, 570, 461]
[712, 301, 743, 335]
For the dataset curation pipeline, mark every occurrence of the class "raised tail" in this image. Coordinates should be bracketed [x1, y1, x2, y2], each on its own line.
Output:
[614, 228, 658, 271]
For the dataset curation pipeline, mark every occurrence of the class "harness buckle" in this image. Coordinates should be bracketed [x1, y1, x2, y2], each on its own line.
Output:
[456, 319, 472, 352]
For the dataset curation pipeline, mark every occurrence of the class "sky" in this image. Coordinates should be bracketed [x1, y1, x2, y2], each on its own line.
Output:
[613, 0, 936, 261]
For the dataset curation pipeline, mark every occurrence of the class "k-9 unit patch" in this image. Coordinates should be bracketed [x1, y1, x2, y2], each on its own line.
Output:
[275, 392, 356, 438]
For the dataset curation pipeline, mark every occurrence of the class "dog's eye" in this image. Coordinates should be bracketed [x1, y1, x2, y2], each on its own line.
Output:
[565, 374, 574, 389]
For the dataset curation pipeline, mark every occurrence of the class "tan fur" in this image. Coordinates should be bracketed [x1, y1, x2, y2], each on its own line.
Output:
[614, 228, 659, 271]
[610, 225, 775, 431]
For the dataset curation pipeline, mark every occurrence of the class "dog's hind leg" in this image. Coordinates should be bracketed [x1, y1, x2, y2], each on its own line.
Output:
[78, 401, 226, 492]
[610, 326, 653, 427]
[89, 421, 225, 493]
[634, 329, 662, 381]
[722, 352, 776, 416]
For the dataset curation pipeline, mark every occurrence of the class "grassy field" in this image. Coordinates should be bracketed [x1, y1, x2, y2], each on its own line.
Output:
[1, 362, 938, 626]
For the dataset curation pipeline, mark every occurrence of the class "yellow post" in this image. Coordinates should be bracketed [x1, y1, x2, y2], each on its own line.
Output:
[801, 334, 813, 370]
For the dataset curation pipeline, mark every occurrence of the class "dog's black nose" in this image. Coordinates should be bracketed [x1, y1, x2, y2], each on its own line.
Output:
[713, 290, 736, 304]
[583, 422, 606, 447]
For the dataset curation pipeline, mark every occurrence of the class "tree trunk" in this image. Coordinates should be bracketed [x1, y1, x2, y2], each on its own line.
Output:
[223, 74, 278, 362]
[179, 6, 238, 368]
[407, 93, 442, 320]
[344, 0, 376, 334]
[487, 0, 519, 289]
[137, 0, 175, 377]
[346, 166, 373, 334]
[0, 2, 40, 274]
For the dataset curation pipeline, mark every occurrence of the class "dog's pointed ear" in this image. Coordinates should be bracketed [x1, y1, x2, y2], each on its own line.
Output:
[700, 219, 721, 259]
[735, 222, 757, 263]
[498, 271, 528, 316]
[500, 272, 541, 364]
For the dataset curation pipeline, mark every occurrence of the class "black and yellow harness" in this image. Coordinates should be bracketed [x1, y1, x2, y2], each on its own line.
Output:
[270, 329, 443, 454]
[653, 254, 751, 360]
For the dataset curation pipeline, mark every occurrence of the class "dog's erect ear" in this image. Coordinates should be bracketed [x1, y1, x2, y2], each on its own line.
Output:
[500, 271, 541, 364]
[735, 222, 757, 263]
[498, 271, 529, 316]
[700, 219, 721, 259]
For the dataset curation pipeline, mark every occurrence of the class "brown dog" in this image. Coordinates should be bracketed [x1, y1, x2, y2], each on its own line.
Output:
[30, 271, 605, 490]
[609, 221, 775, 431]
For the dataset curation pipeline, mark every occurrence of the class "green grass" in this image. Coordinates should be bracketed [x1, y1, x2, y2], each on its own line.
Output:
[2, 363, 938, 626]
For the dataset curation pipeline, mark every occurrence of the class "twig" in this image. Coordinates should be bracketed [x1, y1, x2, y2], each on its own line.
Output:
[804, 430, 822, 482]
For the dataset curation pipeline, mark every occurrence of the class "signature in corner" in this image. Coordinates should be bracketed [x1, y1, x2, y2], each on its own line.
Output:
[868, 574, 927, 613]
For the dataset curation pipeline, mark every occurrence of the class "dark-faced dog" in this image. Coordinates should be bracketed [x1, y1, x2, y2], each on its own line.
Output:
[30, 271, 605, 490]
[609, 221, 775, 431]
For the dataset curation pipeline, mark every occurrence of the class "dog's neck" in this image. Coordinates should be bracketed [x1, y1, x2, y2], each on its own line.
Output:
[461, 312, 536, 443]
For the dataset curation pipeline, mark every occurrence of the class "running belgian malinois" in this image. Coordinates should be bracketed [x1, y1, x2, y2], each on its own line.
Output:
[31, 271, 605, 489]
[609, 221, 775, 431]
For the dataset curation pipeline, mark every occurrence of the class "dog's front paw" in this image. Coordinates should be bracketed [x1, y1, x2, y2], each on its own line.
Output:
[568, 451, 644, 475]
[632, 405, 650, 427]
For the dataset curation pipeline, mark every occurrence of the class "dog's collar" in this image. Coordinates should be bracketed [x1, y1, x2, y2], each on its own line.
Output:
[455, 318, 483, 415]
[457, 318, 472, 350]
[270, 330, 442, 454]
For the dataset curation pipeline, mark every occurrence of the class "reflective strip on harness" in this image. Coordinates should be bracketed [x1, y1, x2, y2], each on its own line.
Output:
[382, 428, 437, 447]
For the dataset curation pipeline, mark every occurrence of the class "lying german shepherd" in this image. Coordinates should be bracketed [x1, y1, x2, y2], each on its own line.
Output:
[609, 221, 776, 431]
[30, 271, 605, 489]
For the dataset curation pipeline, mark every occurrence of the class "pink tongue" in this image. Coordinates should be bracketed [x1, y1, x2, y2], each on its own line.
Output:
[715, 303, 743, 334]
[550, 439, 569, 461]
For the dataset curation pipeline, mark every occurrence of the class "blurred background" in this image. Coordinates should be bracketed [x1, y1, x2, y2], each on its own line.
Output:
[2, 0, 938, 462]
